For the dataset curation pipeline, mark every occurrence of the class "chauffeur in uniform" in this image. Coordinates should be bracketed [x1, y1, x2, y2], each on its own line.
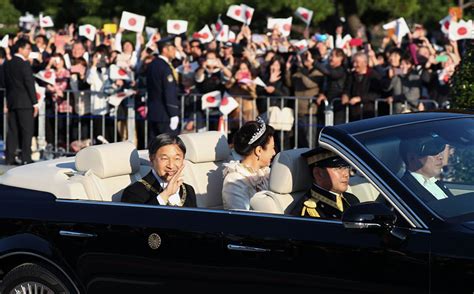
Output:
[293, 147, 359, 218]
[146, 36, 180, 141]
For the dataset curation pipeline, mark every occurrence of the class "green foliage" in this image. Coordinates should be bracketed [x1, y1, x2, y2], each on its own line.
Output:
[0, 0, 21, 25]
[451, 41, 474, 110]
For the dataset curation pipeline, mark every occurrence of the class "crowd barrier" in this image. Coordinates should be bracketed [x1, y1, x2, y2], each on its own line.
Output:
[0, 88, 442, 160]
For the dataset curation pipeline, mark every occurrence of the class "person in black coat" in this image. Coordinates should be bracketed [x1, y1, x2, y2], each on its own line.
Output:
[399, 134, 454, 203]
[292, 147, 359, 219]
[342, 52, 383, 121]
[3, 39, 37, 165]
[122, 133, 196, 207]
[146, 37, 180, 141]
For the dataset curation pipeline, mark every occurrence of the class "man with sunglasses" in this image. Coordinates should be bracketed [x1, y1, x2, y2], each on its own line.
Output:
[292, 147, 360, 218]
[400, 133, 454, 202]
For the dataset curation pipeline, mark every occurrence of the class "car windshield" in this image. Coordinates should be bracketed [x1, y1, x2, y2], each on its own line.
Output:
[355, 117, 474, 220]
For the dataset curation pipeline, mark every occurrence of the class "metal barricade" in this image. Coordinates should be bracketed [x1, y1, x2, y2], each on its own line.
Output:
[0, 86, 446, 159]
[375, 98, 440, 116]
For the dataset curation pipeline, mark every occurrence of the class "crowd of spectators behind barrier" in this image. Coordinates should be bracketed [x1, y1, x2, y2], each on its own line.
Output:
[0, 15, 466, 155]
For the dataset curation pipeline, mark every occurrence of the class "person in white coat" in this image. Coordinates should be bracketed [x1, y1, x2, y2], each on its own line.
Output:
[222, 117, 276, 210]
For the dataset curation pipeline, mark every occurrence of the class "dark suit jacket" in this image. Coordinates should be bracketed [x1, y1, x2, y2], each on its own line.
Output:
[4, 55, 37, 110]
[121, 171, 197, 207]
[146, 57, 179, 123]
[401, 172, 454, 203]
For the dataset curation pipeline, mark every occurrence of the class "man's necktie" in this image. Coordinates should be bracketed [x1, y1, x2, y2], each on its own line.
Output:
[336, 194, 344, 212]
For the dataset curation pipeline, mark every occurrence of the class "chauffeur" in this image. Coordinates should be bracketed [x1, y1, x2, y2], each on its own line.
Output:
[293, 148, 359, 218]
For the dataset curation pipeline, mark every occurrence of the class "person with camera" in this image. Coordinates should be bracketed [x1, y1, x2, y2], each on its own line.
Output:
[285, 48, 323, 148]
[193, 50, 232, 131]
[86, 46, 111, 143]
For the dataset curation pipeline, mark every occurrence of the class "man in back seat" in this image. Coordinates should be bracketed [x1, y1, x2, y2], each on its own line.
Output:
[291, 147, 359, 219]
[122, 134, 197, 207]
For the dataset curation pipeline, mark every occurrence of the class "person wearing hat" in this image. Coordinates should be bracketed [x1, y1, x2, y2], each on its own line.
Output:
[146, 36, 180, 140]
[400, 133, 454, 202]
[292, 147, 359, 218]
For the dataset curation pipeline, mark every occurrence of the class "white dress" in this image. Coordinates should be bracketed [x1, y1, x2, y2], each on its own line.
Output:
[222, 160, 270, 210]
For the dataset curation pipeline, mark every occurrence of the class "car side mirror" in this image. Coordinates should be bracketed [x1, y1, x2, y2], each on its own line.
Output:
[342, 201, 397, 230]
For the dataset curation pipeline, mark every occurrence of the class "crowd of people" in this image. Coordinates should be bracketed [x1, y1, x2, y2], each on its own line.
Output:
[0, 12, 467, 163]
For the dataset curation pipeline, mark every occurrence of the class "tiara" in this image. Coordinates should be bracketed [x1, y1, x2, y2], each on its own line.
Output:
[248, 117, 266, 145]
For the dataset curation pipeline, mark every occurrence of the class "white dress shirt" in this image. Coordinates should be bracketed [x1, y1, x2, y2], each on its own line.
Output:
[410, 172, 448, 200]
[152, 170, 182, 206]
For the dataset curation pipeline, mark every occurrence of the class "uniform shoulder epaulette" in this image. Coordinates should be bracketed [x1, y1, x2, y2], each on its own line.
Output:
[301, 199, 320, 218]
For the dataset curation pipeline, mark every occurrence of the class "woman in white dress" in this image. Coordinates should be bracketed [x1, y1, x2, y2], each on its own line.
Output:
[222, 118, 276, 210]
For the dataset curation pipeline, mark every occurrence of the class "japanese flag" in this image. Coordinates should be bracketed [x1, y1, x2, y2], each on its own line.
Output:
[439, 15, 452, 35]
[201, 90, 221, 110]
[39, 14, 54, 28]
[109, 64, 131, 81]
[226, 5, 246, 23]
[145, 26, 158, 40]
[228, 31, 236, 42]
[0, 35, 8, 48]
[219, 92, 239, 115]
[241, 4, 254, 25]
[167, 20, 188, 35]
[268, 17, 293, 37]
[449, 20, 474, 41]
[79, 24, 96, 42]
[35, 69, 56, 85]
[295, 7, 313, 26]
[35, 83, 46, 106]
[119, 11, 146, 33]
[383, 17, 410, 42]
[292, 39, 308, 52]
[216, 25, 229, 42]
[108, 89, 136, 107]
[215, 15, 224, 34]
[193, 25, 213, 43]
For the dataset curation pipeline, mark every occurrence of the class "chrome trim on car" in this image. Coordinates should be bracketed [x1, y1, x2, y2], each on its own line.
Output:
[54, 199, 344, 225]
[0, 251, 81, 293]
[343, 222, 382, 229]
[59, 230, 97, 238]
[227, 244, 271, 253]
[319, 134, 429, 230]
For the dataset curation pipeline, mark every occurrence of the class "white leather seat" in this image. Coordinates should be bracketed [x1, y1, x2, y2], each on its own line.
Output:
[70, 142, 149, 202]
[250, 148, 312, 214]
[179, 131, 231, 209]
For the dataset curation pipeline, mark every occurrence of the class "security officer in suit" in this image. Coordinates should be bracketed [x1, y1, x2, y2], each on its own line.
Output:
[4, 39, 38, 165]
[292, 147, 359, 218]
[146, 36, 180, 141]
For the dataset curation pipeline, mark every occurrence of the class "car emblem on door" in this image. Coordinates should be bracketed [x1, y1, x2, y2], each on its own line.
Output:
[148, 233, 162, 250]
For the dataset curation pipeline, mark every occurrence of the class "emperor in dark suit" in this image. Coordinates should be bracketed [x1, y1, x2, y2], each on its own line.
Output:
[121, 133, 197, 208]
[4, 39, 37, 164]
[122, 171, 196, 207]
[146, 37, 180, 140]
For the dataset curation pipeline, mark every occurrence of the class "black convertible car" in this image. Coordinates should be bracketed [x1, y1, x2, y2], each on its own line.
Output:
[0, 111, 473, 293]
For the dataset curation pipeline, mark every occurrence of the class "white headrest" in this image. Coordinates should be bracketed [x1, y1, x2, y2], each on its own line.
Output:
[75, 142, 140, 178]
[269, 148, 312, 194]
[179, 131, 230, 163]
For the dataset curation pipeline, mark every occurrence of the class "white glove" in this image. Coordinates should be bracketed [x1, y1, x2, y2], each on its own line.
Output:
[169, 116, 179, 130]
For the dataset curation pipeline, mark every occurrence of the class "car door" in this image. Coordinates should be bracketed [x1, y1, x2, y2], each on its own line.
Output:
[219, 211, 430, 293]
[45, 199, 230, 293]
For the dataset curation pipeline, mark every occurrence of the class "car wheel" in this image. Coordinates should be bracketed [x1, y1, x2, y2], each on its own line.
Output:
[0, 263, 73, 294]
